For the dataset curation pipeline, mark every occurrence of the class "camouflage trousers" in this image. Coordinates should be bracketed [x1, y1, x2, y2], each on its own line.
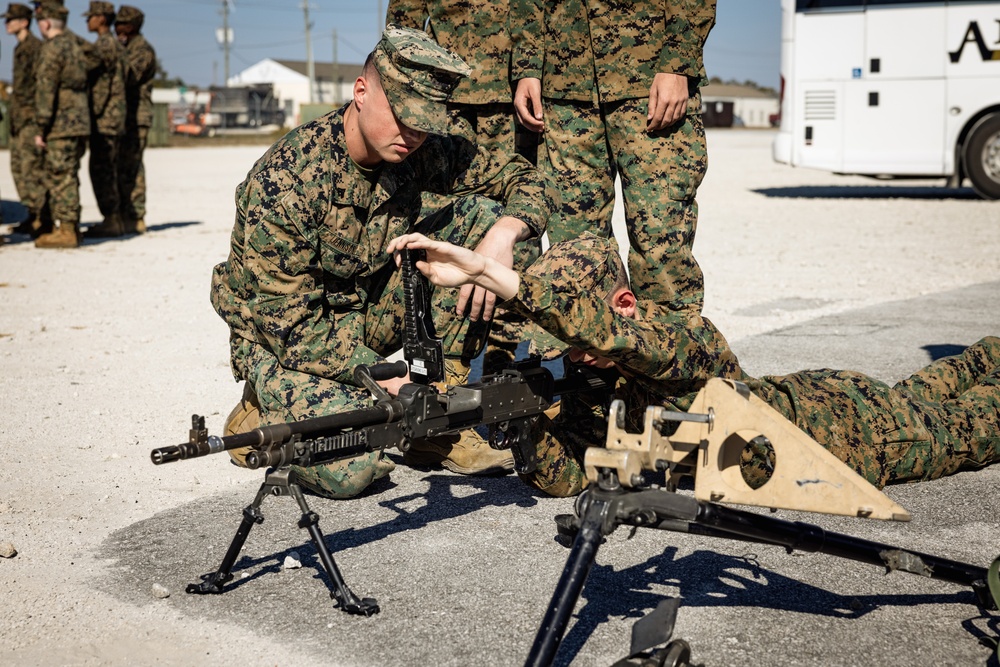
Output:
[524, 337, 1000, 497]
[118, 125, 148, 222]
[89, 132, 121, 218]
[748, 335, 1000, 489]
[10, 129, 46, 216]
[228, 195, 513, 499]
[41, 136, 87, 226]
[540, 97, 707, 311]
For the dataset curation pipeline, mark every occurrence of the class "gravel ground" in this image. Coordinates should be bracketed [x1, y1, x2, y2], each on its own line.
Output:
[1, 129, 998, 667]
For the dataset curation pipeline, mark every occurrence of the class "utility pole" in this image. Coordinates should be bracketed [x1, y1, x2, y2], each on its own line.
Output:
[332, 29, 339, 104]
[303, 1, 315, 103]
[377, 1, 383, 34]
[222, 0, 230, 86]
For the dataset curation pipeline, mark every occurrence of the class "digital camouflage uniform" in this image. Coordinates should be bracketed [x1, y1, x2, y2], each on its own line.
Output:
[34, 25, 90, 238]
[210, 29, 553, 499]
[511, 0, 716, 311]
[117, 9, 155, 230]
[8, 14, 45, 225]
[387, 0, 545, 370]
[505, 236, 1000, 496]
[87, 25, 126, 222]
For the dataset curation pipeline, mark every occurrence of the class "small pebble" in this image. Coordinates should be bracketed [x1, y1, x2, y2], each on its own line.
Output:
[283, 551, 302, 570]
[151, 583, 170, 599]
[0, 542, 17, 558]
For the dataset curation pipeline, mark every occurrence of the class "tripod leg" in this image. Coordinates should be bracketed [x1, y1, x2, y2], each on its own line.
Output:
[288, 483, 380, 617]
[187, 482, 270, 594]
[525, 494, 612, 667]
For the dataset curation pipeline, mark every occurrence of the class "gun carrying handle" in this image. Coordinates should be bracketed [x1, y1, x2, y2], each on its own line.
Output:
[354, 361, 409, 403]
[361, 361, 409, 382]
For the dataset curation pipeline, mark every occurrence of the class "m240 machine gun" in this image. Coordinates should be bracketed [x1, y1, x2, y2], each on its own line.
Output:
[150, 249, 605, 616]
[525, 379, 1000, 667]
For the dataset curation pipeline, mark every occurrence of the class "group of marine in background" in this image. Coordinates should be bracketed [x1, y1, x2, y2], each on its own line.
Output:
[1, 0, 155, 248]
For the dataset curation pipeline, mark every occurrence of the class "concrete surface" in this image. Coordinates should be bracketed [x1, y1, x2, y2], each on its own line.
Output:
[1, 129, 998, 667]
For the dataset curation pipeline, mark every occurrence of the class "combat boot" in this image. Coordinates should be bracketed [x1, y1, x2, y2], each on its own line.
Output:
[34, 221, 79, 249]
[123, 217, 146, 234]
[84, 213, 125, 238]
[403, 358, 515, 475]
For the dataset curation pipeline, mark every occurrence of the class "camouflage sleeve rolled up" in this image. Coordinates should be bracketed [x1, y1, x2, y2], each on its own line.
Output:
[124, 35, 157, 128]
[414, 134, 555, 238]
[506, 273, 743, 384]
[388, 0, 514, 104]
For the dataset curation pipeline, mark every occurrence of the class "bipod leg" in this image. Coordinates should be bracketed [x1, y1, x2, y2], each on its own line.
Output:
[285, 472, 380, 617]
[525, 481, 621, 667]
[186, 477, 271, 595]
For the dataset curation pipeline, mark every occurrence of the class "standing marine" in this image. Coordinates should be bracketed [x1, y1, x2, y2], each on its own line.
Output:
[511, 0, 717, 313]
[114, 4, 156, 235]
[4, 2, 47, 236]
[32, 0, 90, 249]
[82, 0, 127, 238]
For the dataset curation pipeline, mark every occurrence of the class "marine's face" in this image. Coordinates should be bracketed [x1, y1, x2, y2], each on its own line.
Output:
[5, 18, 26, 34]
[567, 348, 616, 370]
[86, 14, 102, 32]
[355, 76, 427, 165]
[114, 22, 134, 44]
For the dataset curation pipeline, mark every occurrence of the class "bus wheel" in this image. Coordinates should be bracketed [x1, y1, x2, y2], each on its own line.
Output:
[965, 114, 1000, 200]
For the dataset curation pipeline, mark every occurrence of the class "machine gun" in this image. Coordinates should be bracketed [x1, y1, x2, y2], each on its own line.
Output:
[150, 249, 606, 617]
[525, 379, 1000, 667]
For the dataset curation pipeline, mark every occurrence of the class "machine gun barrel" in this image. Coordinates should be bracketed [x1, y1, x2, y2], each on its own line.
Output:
[150, 403, 401, 465]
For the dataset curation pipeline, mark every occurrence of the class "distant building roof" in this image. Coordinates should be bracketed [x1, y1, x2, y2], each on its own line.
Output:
[274, 59, 364, 82]
[703, 83, 777, 100]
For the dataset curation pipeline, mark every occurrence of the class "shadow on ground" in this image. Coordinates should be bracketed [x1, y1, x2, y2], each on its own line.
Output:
[753, 185, 979, 200]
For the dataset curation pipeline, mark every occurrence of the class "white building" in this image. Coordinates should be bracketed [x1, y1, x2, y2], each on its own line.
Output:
[702, 83, 779, 128]
[228, 59, 364, 127]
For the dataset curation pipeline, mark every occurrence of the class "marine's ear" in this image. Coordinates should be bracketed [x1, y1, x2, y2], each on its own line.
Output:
[611, 288, 636, 318]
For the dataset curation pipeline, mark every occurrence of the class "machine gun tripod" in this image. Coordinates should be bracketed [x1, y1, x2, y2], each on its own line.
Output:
[525, 381, 1000, 667]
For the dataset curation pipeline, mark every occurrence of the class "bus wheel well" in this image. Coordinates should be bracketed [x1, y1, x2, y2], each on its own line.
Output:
[961, 111, 1000, 200]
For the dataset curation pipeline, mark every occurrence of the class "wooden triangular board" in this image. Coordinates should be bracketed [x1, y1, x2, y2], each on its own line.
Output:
[669, 379, 910, 521]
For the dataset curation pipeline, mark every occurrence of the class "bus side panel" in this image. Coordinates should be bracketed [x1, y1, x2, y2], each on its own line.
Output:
[842, 79, 947, 175]
[865, 5, 947, 79]
[784, 11, 864, 170]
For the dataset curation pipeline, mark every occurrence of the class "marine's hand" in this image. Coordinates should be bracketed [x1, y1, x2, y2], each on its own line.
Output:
[377, 373, 411, 397]
[34, 135, 46, 150]
[514, 77, 544, 133]
[389, 233, 488, 289]
[388, 233, 520, 305]
[460, 217, 525, 321]
[647, 73, 688, 131]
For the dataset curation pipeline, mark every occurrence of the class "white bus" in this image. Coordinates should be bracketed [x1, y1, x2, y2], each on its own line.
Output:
[772, 0, 1000, 199]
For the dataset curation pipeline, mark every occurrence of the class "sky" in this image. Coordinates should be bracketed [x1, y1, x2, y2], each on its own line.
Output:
[1, 1, 782, 92]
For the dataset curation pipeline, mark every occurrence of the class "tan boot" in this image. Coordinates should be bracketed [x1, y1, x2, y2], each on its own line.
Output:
[404, 358, 515, 475]
[84, 213, 125, 238]
[223, 383, 261, 467]
[34, 222, 79, 249]
[123, 217, 146, 234]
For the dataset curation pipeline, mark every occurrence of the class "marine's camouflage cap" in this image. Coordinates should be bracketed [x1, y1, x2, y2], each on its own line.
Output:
[373, 25, 471, 137]
[527, 233, 625, 299]
[1, 3, 32, 20]
[115, 4, 143, 28]
[83, 1, 115, 17]
[522, 233, 627, 359]
[35, 0, 67, 20]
